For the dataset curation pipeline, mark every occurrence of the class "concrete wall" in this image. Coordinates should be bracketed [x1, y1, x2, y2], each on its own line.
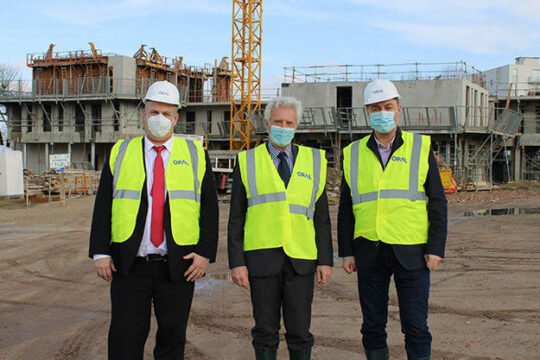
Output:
[179, 104, 230, 135]
[283, 79, 471, 108]
[7, 100, 146, 144]
[281, 79, 489, 129]
[109, 56, 137, 96]
[484, 65, 511, 98]
[523, 102, 539, 134]
[484, 57, 540, 98]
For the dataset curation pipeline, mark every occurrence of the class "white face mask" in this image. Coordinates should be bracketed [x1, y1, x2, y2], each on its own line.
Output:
[147, 114, 172, 139]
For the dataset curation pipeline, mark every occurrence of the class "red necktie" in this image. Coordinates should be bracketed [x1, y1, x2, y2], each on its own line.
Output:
[150, 145, 165, 248]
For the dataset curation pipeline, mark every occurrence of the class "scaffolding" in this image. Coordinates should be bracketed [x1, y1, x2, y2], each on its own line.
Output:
[523, 148, 540, 180]
[13, 43, 232, 104]
[283, 61, 484, 86]
[246, 103, 522, 189]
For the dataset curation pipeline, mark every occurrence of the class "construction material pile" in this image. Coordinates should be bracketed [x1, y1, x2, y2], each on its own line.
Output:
[435, 156, 459, 193]
[326, 167, 342, 204]
[24, 169, 101, 199]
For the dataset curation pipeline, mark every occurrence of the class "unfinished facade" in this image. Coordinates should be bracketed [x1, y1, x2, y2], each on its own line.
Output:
[272, 62, 522, 188]
[0, 44, 233, 173]
[484, 57, 540, 180]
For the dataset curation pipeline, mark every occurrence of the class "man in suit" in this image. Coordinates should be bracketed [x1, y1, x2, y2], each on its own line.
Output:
[89, 80, 219, 360]
[228, 96, 333, 360]
[338, 79, 447, 360]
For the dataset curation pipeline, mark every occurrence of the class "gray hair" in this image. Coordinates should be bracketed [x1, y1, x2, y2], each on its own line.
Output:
[264, 96, 303, 122]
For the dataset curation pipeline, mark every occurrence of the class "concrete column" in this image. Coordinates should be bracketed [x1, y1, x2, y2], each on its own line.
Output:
[23, 143, 27, 169]
[68, 143, 72, 168]
[45, 143, 49, 172]
[91, 142, 95, 170]
[514, 139, 521, 181]
[463, 137, 469, 166]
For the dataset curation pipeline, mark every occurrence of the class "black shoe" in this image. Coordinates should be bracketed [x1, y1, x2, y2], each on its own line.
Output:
[289, 348, 311, 360]
[365, 347, 389, 360]
[255, 348, 277, 360]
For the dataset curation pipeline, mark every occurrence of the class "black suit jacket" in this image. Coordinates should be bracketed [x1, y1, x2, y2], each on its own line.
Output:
[228, 143, 333, 277]
[337, 128, 448, 270]
[88, 138, 219, 282]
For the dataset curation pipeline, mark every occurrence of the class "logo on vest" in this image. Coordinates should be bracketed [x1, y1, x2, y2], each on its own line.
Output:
[173, 160, 189, 165]
[391, 156, 408, 164]
[296, 171, 312, 180]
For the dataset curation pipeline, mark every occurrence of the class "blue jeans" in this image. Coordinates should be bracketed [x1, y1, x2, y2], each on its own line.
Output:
[356, 243, 432, 358]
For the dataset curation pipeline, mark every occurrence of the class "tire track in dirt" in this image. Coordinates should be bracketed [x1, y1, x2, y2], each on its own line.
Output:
[184, 341, 208, 360]
[316, 336, 506, 359]
[315, 282, 358, 302]
[429, 304, 540, 323]
[0, 299, 108, 315]
[54, 318, 107, 360]
[20, 270, 95, 285]
[190, 311, 252, 336]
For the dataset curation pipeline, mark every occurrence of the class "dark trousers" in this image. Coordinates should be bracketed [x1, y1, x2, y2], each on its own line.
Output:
[249, 258, 315, 352]
[356, 243, 432, 358]
[108, 258, 194, 360]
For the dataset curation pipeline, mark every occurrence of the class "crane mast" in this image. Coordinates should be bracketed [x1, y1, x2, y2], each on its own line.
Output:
[230, 0, 262, 150]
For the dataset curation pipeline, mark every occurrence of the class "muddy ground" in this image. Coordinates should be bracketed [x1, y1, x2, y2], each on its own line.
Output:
[0, 190, 539, 360]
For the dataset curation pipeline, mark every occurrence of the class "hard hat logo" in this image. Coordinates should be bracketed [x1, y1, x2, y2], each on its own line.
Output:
[364, 79, 400, 106]
[144, 81, 181, 106]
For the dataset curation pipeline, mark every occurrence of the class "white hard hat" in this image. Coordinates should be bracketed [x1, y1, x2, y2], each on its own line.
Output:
[144, 81, 180, 106]
[363, 79, 400, 106]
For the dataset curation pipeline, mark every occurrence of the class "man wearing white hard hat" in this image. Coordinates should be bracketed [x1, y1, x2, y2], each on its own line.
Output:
[338, 79, 447, 360]
[89, 80, 219, 359]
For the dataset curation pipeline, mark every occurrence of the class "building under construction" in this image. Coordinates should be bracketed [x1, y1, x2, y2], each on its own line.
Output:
[272, 62, 524, 188]
[0, 43, 235, 172]
[484, 57, 540, 180]
[0, 47, 534, 189]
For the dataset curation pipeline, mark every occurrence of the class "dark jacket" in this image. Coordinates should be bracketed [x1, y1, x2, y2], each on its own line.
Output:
[228, 143, 333, 277]
[337, 128, 448, 270]
[88, 139, 219, 282]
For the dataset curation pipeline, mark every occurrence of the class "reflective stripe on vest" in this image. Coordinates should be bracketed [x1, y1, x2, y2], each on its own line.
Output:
[112, 138, 140, 200]
[349, 133, 426, 204]
[245, 147, 321, 220]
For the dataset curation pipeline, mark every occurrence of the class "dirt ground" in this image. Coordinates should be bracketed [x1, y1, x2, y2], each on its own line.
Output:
[1, 190, 539, 360]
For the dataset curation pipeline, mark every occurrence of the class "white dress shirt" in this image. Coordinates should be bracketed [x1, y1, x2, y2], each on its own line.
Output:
[93, 135, 173, 260]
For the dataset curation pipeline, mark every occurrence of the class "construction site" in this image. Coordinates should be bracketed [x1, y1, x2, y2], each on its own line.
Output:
[1, 51, 539, 190]
[0, 0, 540, 359]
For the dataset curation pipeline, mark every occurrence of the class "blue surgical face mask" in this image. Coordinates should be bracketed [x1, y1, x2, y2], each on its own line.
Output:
[369, 111, 396, 133]
[270, 125, 295, 147]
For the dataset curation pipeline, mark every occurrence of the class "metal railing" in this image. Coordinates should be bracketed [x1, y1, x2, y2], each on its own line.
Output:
[294, 105, 522, 135]
[523, 149, 540, 180]
[0, 78, 282, 105]
[283, 61, 484, 85]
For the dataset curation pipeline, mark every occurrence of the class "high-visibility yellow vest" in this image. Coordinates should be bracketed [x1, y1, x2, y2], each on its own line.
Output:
[343, 131, 431, 245]
[109, 136, 205, 245]
[238, 144, 327, 260]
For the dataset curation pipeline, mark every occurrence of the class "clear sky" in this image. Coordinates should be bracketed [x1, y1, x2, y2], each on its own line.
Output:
[1, 0, 539, 89]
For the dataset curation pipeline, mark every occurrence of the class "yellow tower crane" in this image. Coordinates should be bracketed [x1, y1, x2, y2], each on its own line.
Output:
[230, 0, 262, 150]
